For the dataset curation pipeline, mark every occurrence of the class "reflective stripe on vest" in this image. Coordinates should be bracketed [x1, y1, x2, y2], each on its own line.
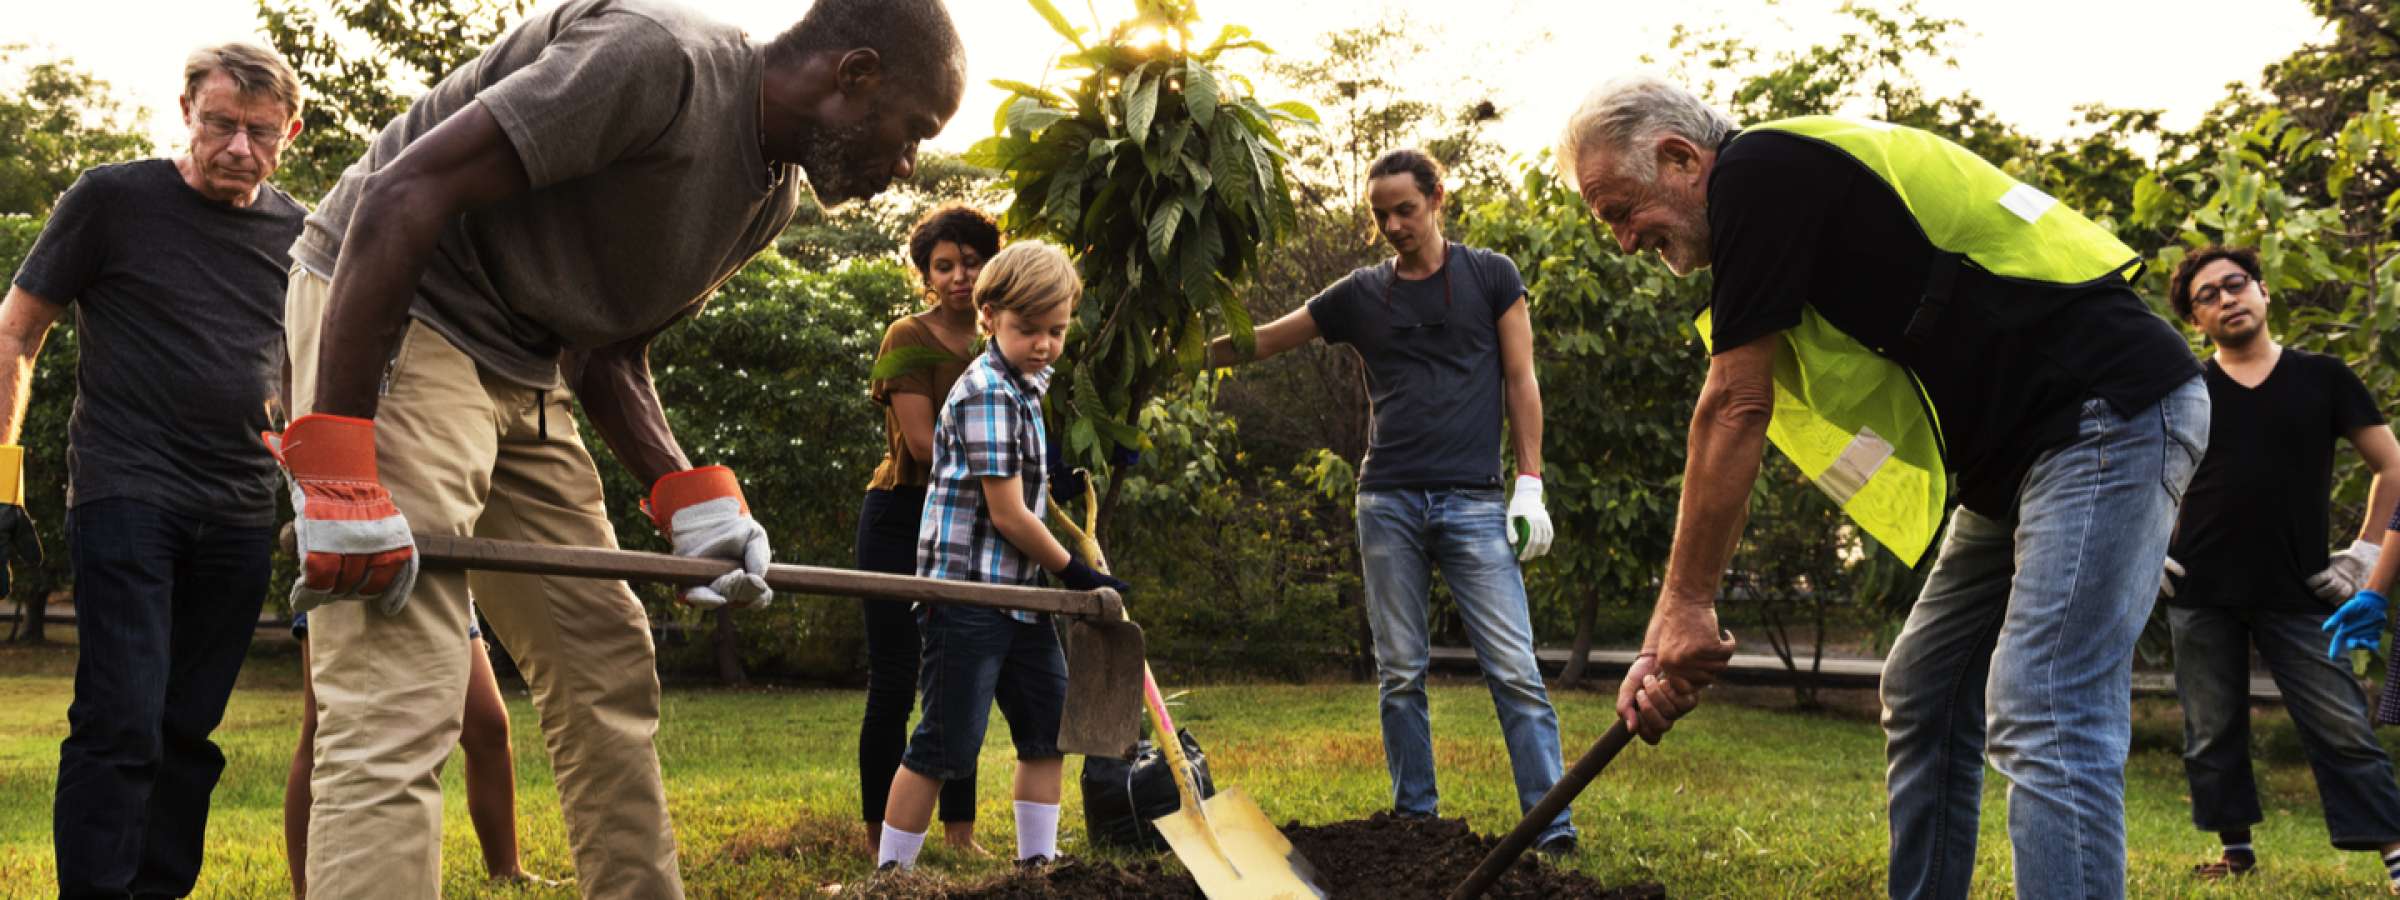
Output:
[1699, 116, 2137, 565]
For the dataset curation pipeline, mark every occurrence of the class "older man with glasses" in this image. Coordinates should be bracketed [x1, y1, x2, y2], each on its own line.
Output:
[2157, 244, 2400, 891]
[3, 42, 307, 899]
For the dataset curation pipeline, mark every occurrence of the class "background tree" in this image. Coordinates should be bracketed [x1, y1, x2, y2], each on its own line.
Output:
[257, 0, 530, 201]
[0, 47, 152, 217]
[965, 0, 1314, 539]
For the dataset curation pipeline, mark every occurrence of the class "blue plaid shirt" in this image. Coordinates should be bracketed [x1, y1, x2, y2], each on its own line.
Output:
[917, 344, 1053, 623]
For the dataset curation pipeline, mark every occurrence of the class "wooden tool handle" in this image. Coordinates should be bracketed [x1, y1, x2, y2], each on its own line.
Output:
[286, 529, 1122, 619]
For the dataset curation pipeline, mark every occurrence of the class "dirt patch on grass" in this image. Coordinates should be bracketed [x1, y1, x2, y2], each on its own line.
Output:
[900, 812, 1664, 898]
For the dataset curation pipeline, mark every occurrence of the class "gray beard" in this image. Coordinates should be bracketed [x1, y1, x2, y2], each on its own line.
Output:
[795, 116, 885, 207]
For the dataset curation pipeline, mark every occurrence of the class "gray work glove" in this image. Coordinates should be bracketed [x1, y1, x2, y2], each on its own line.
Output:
[2310, 539, 2381, 603]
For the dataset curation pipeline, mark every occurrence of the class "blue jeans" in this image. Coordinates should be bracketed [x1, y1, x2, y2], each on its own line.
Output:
[1356, 487, 1574, 843]
[1881, 377, 2208, 900]
[53, 499, 272, 900]
[2167, 604, 2400, 849]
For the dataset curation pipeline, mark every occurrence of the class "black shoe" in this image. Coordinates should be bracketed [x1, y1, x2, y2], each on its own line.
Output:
[1017, 854, 1057, 871]
[876, 861, 903, 874]
[1535, 835, 1578, 859]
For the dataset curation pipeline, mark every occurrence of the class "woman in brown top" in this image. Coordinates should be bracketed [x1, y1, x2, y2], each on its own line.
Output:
[857, 204, 996, 857]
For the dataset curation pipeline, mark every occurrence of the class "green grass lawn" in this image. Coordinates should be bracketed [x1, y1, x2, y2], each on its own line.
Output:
[0, 642, 2394, 897]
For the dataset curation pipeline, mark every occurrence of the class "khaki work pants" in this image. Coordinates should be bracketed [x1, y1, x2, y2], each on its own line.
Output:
[286, 268, 682, 899]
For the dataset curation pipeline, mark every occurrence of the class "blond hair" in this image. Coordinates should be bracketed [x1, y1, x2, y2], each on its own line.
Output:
[973, 242, 1081, 320]
[183, 42, 303, 120]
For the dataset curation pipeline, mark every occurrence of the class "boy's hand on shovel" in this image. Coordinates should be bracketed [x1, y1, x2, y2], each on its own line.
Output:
[1618, 600, 1737, 744]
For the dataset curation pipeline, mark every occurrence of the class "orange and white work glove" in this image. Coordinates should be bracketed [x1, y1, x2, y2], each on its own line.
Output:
[262, 415, 418, 614]
[645, 466, 772, 610]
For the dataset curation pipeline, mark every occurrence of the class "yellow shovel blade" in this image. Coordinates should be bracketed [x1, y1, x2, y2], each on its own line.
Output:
[1152, 787, 1326, 899]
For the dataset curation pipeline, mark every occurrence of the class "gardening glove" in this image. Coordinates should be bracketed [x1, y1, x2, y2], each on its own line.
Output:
[0, 445, 42, 597]
[261, 415, 417, 614]
[1507, 473, 1553, 561]
[2309, 539, 2381, 602]
[2323, 589, 2389, 660]
[2159, 556, 2184, 600]
[1044, 428, 1087, 505]
[1053, 554, 1131, 596]
[645, 466, 772, 610]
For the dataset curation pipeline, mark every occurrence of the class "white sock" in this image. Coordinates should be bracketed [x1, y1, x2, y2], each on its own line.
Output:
[1014, 800, 1061, 861]
[2383, 847, 2400, 885]
[877, 823, 926, 869]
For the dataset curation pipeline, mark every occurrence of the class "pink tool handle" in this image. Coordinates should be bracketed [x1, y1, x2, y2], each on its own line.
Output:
[1143, 669, 1178, 735]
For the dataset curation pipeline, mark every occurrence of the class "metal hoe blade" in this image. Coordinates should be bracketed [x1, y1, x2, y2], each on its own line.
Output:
[1058, 617, 1148, 758]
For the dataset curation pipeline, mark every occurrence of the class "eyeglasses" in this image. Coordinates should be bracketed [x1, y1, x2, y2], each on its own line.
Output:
[2191, 271, 2256, 308]
[199, 115, 288, 151]
[1381, 244, 1453, 335]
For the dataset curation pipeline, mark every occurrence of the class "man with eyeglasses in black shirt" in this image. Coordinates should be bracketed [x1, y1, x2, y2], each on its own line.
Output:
[1203, 147, 1577, 856]
[2158, 244, 2400, 889]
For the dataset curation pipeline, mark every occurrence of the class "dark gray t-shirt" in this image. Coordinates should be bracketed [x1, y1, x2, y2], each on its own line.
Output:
[12, 159, 304, 526]
[1306, 243, 1526, 491]
[292, 0, 803, 389]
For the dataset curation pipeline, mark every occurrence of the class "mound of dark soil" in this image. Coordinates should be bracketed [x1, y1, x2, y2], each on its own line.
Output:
[937, 812, 1665, 899]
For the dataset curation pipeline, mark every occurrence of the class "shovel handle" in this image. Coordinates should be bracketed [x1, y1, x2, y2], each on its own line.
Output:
[285, 530, 1123, 620]
[1448, 721, 1633, 900]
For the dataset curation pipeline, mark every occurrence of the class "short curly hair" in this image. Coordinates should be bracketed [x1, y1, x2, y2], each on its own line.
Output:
[2169, 245, 2262, 321]
[905, 204, 1000, 286]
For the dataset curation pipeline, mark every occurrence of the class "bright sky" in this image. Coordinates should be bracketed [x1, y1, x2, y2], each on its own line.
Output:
[8, 0, 2327, 162]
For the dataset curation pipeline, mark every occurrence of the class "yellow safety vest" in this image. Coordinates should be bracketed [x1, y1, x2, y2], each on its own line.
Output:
[1705, 116, 2142, 566]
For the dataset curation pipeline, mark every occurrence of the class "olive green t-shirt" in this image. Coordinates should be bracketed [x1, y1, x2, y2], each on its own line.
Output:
[866, 315, 972, 490]
[292, 0, 803, 389]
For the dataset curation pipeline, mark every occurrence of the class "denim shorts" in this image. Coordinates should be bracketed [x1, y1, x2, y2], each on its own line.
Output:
[898, 604, 1069, 780]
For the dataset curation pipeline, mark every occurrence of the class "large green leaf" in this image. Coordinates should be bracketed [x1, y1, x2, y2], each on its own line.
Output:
[1266, 99, 1319, 124]
[990, 79, 1066, 106]
[1006, 97, 1070, 136]
[1025, 0, 1086, 50]
[1183, 64, 1219, 130]
[1147, 203, 1182, 264]
[1126, 65, 1162, 144]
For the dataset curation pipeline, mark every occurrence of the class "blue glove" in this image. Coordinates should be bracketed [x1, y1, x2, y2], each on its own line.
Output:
[2323, 589, 2389, 659]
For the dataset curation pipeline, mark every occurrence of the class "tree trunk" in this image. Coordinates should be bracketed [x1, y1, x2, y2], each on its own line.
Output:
[1558, 592, 1599, 687]
[712, 607, 747, 686]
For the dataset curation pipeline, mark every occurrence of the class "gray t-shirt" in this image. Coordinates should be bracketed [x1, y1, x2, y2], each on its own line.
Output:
[292, 0, 803, 389]
[1305, 243, 1527, 491]
[12, 159, 304, 526]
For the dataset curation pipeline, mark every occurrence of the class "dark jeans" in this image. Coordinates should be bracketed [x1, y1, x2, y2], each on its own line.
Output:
[855, 486, 974, 825]
[2168, 604, 2400, 850]
[53, 499, 271, 899]
[899, 604, 1068, 781]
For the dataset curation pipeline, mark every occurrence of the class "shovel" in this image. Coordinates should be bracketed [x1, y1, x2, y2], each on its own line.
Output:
[1046, 480, 1325, 898]
[278, 529, 1150, 757]
[1447, 722, 1633, 900]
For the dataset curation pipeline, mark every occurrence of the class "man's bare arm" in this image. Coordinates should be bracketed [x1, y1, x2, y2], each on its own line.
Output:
[0, 287, 65, 443]
[1659, 336, 1778, 608]
[1497, 298, 1542, 478]
[570, 338, 692, 489]
[1206, 306, 1321, 368]
[2349, 423, 2400, 545]
[312, 102, 530, 418]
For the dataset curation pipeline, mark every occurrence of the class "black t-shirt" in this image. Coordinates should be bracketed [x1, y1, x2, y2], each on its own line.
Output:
[1306, 243, 1525, 491]
[11, 159, 304, 526]
[1705, 131, 2199, 517]
[2169, 349, 2383, 611]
